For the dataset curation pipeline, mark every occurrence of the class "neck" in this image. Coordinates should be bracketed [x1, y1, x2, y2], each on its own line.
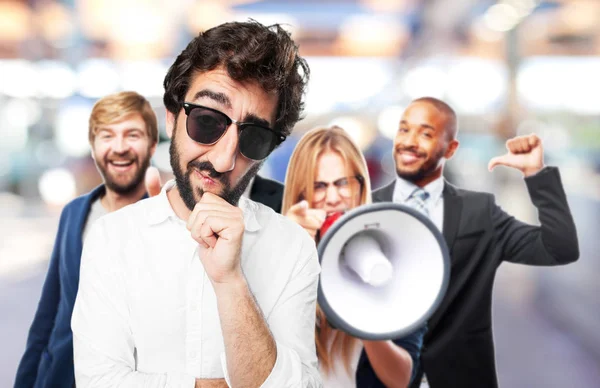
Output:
[167, 186, 193, 222]
[101, 184, 146, 213]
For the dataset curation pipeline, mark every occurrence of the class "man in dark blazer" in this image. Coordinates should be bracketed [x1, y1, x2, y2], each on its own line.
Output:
[245, 174, 284, 213]
[373, 97, 579, 388]
[15, 92, 158, 388]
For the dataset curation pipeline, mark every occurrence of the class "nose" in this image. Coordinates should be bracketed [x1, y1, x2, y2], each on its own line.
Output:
[324, 185, 342, 206]
[209, 124, 238, 173]
[399, 130, 418, 148]
[112, 134, 128, 154]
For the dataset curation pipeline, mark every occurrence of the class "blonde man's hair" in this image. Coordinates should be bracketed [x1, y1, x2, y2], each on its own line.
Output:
[88, 91, 158, 144]
[281, 125, 372, 375]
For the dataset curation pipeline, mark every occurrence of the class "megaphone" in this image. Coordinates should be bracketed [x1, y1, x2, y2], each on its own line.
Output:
[316, 202, 450, 340]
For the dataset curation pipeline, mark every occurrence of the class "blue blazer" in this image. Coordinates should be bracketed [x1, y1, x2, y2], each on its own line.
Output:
[14, 186, 146, 388]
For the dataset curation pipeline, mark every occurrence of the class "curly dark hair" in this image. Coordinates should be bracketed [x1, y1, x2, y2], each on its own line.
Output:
[163, 20, 310, 137]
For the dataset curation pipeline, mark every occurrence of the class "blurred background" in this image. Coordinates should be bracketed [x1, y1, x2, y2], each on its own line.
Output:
[1, 0, 599, 386]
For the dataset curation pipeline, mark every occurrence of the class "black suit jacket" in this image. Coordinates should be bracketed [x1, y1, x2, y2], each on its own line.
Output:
[372, 167, 579, 388]
[249, 175, 284, 213]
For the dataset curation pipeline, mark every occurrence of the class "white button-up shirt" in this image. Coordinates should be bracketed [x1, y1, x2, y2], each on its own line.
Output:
[392, 176, 445, 231]
[72, 180, 322, 387]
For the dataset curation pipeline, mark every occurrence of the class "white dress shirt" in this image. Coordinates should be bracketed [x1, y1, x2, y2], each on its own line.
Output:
[392, 176, 445, 232]
[72, 180, 322, 387]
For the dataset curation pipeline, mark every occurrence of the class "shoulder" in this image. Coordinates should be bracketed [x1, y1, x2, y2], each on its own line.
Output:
[444, 182, 495, 211]
[90, 195, 156, 237]
[243, 197, 317, 259]
[60, 185, 104, 220]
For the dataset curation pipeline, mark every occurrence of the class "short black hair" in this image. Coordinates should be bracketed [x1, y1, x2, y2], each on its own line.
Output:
[412, 96, 458, 140]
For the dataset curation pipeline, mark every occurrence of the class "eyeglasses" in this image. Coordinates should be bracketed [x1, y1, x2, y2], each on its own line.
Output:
[182, 102, 286, 161]
[313, 176, 364, 202]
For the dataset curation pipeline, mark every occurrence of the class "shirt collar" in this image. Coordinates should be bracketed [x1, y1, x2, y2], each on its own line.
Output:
[146, 179, 261, 232]
[393, 175, 445, 204]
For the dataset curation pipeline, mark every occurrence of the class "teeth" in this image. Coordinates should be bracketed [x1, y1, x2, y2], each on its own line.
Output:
[111, 161, 133, 166]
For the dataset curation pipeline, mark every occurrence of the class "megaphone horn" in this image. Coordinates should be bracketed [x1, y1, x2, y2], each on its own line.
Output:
[316, 203, 450, 340]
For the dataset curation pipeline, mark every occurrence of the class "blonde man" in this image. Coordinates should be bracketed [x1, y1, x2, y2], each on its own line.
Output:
[15, 91, 158, 388]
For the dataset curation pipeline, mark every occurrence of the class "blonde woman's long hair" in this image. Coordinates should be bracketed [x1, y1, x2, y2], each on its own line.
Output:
[282, 125, 372, 376]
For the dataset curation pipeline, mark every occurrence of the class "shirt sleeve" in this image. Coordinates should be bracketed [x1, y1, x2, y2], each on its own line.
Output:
[220, 239, 323, 388]
[71, 219, 196, 388]
[392, 324, 427, 384]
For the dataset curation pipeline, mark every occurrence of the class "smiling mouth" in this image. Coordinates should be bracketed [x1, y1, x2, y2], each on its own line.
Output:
[109, 160, 134, 167]
[397, 151, 424, 163]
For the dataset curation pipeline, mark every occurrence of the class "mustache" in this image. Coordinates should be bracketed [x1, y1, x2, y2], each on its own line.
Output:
[188, 160, 227, 183]
[105, 151, 137, 162]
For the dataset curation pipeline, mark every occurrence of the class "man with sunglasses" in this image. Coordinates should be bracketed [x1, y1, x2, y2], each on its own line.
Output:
[71, 21, 321, 387]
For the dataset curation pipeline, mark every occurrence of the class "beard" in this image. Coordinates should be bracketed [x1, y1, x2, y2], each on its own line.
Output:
[394, 145, 445, 183]
[96, 151, 150, 195]
[169, 124, 261, 210]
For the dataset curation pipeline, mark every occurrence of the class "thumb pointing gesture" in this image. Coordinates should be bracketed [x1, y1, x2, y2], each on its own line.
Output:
[488, 134, 544, 177]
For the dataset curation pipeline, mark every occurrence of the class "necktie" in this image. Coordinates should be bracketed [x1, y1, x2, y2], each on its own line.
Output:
[406, 188, 430, 217]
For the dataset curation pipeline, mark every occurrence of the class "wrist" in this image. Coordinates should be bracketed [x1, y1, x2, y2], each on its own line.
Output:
[212, 270, 247, 293]
[522, 164, 545, 177]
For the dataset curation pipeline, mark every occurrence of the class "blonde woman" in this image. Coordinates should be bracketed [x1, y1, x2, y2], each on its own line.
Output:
[283, 126, 426, 388]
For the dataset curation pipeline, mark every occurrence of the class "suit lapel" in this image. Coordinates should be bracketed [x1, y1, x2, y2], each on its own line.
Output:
[442, 181, 462, 252]
[372, 181, 395, 202]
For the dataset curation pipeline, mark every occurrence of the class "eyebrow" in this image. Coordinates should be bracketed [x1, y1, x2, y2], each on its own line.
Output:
[192, 90, 232, 109]
[314, 177, 349, 184]
[400, 120, 436, 131]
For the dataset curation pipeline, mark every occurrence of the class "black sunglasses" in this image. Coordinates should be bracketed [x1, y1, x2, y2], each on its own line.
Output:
[182, 102, 285, 161]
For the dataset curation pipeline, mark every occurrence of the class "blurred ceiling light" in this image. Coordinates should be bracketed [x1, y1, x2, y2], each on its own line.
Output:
[502, 0, 537, 18]
[36, 1, 74, 43]
[328, 116, 376, 150]
[0, 1, 32, 41]
[303, 57, 394, 115]
[109, 3, 169, 45]
[517, 58, 564, 111]
[39, 168, 77, 207]
[484, 3, 521, 32]
[377, 105, 405, 140]
[55, 102, 93, 157]
[120, 61, 168, 98]
[38, 61, 77, 99]
[517, 119, 570, 152]
[77, 59, 120, 98]
[360, 0, 410, 13]
[231, 12, 299, 36]
[560, 0, 598, 30]
[1, 60, 38, 98]
[403, 64, 447, 100]
[472, 18, 504, 42]
[518, 57, 600, 114]
[562, 59, 600, 115]
[188, 0, 233, 33]
[78, 0, 117, 39]
[337, 15, 409, 56]
[0, 99, 41, 152]
[446, 59, 506, 115]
